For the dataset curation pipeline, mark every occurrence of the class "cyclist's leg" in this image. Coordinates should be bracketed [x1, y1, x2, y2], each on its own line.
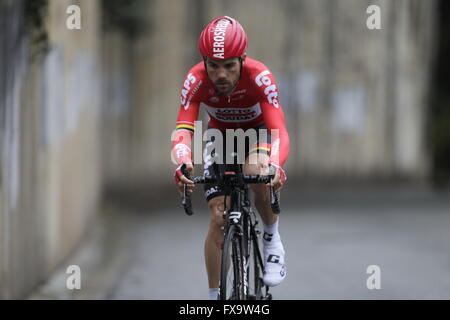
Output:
[243, 152, 276, 225]
[205, 194, 230, 290]
[203, 126, 226, 292]
[243, 152, 286, 287]
[241, 124, 276, 225]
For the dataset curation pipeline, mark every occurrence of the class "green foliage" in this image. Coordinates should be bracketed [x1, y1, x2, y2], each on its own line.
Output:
[24, 0, 49, 61]
[430, 101, 450, 186]
[102, 0, 151, 38]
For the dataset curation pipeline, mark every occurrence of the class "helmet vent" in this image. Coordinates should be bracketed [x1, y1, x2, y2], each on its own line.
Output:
[215, 17, 233, 25]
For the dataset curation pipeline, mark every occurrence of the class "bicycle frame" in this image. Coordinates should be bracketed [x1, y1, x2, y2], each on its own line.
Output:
[179, 163, 278, 300]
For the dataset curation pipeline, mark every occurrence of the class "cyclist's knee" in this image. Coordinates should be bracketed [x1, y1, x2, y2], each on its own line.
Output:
[244, 166, 269, 199]
[208, 196, 226, 229]
[244, 153, 271, 196]
[244, 153, 269, 176]
[252, 181, 269, 193]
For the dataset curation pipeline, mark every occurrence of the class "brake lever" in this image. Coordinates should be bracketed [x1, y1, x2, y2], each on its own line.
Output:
[180, 164, 191, 180]
[269, 176, 281, 214]
[182, 184, 194, 216]
[180, 164, 194, 216]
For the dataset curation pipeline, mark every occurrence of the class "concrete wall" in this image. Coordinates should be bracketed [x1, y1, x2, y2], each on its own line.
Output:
[0, 0, 102, 299]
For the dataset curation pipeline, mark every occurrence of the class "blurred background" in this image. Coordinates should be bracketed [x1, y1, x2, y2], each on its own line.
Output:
[1, 0, 450, 299]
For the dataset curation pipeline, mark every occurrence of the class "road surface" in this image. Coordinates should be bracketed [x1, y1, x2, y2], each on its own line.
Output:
[29, 183, 450, 300]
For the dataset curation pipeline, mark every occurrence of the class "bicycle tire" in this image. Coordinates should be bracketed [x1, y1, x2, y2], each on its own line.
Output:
[220, 224, 245, 300]
[245, 221, 265, 300]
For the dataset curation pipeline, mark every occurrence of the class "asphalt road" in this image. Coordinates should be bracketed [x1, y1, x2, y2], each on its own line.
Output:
[29, 183, 450, 300]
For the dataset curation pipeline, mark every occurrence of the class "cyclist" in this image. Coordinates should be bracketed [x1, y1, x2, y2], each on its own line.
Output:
[171, 16, 290, 300]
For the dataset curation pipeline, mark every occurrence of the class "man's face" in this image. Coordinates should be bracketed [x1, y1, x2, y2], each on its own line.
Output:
[205, 57, 242, 95]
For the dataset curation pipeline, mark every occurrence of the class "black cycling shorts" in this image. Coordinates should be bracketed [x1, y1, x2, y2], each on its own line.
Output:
[203, 124, 272, 202]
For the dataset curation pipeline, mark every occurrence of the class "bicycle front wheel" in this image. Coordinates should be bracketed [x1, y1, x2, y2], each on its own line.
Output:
[246, 227, 265, 300]
[220, 225, 245, 300]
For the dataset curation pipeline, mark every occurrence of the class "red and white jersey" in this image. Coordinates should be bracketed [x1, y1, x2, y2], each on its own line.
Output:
[172, 57, 290, 167]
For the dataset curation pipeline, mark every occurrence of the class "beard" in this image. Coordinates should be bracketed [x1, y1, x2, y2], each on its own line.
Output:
[214, 79, 236, 95]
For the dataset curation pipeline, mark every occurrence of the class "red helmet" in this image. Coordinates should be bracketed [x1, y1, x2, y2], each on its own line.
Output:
[198, 16, 247, 60]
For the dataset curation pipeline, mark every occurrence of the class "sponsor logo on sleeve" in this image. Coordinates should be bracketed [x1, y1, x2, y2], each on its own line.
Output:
[181, 73, 199, 110]
[174, 143, 191, 159]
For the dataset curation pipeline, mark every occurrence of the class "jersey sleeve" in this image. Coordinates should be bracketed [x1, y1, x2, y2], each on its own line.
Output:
[171, 71, 203, 165]
[253, 68, 290, 167]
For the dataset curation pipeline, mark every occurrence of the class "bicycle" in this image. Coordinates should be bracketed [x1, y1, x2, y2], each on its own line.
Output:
[179, 162, 280, 300]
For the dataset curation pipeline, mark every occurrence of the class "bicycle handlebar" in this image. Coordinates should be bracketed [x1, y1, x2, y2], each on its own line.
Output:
[180, 164, 281, 216]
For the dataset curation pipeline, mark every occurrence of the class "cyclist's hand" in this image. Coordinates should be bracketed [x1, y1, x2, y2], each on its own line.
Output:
[175, 163, 195, 195]
[267, 164, 286, 192]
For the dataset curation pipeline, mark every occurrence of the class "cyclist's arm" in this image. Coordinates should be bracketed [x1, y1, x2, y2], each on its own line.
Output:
[171, 101, 200, 165]
[171, 70, 202, 165]
[254, 69, 290, 167]
[260, 100, 290, 167]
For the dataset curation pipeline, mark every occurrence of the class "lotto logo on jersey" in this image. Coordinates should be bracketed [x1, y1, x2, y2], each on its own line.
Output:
[180, 73, 197, 110]
[255, 70, 279, 108]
